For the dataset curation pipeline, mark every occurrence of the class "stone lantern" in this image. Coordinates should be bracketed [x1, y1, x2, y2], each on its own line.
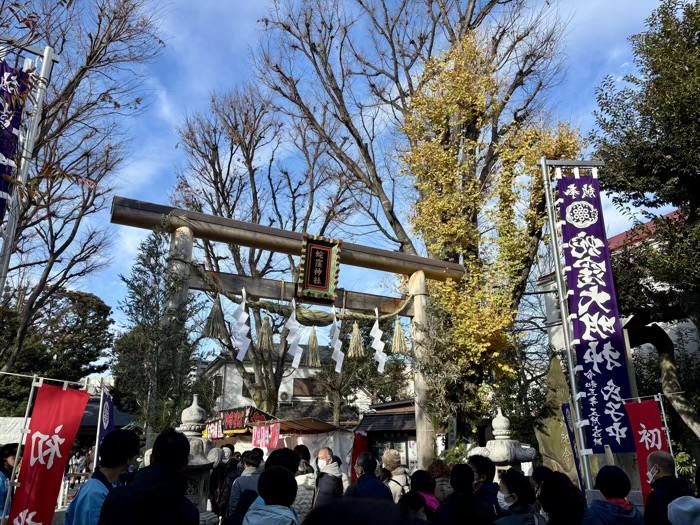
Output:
[468, 408, 537, 476]
[177, 395, 223, 525]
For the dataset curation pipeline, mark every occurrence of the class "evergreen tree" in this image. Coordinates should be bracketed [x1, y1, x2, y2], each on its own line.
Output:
[111, 231, 203, 444]
[0, 290, 112, 414]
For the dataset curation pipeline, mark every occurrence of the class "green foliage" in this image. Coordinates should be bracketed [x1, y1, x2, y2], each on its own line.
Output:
[594, 0, 700, 324]
[439, 440, 477, 467]
[110, 230, 203, 434]
[0, 290, 112, 415]
[593, 0, 700, 212]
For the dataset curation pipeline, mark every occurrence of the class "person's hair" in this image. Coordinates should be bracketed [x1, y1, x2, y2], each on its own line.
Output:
[151, 429, 189, 470]
[532, 465, 553, 486]
[244, 450, 262, 468]
[468, 454, 496, 483]
[294, 444, 311, 462]
[398, 490, 426, 514]
[428, 459, 451, 480]
[383, 449, 403, 471]
[1, 444, 17, 462]
[99, 429, 140, 469]
[266, 448, 301, 473]
[252, 447, 263, 459]
[500, 468, 536, 505]
[595, 465, 632, 499]
[450, 464, 475, 493]
[538, 471, 585, 524]
[357, 452, 377, 474]
[648, 450, 675, 475]
[222, 444, 235, 454]
[258, 466, 297, 507]
[411, 470, 436, 494]
[320, 447, 333, 457]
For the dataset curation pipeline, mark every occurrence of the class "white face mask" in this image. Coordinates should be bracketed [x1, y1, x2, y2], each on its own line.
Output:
[647, 465, 659, 485]
[318, 459, 327, 468]
[497, 491, 512, 510]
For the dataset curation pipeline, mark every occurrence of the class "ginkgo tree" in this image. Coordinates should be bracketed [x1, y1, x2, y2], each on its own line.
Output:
[404, 36, 581, 427]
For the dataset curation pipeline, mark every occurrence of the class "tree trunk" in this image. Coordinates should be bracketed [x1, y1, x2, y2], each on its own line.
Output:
[627, 318, 700, 440]
[332, 392, 342, 427]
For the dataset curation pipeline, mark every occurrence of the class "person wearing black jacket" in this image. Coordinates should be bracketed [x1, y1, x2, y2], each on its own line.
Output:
[644, 451, 693, 525]
[435, 464, 494, 525]
[314, 447, 344, 508]
[345, 452, 393, 501]
[98, 429, 198, 525]
[469, 455, 502, 521]
[209, 445, 237, 517]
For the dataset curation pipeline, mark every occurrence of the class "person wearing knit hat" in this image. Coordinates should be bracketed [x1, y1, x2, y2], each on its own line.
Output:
[668, 496, 700, 525]
[382, 449, 410, 504]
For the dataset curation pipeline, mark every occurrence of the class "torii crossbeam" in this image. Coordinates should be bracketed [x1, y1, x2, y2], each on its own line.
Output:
[110, 196, 465, 468]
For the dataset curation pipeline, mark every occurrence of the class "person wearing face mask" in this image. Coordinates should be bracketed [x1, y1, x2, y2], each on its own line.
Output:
[468, 455, 502, 520]
[494, 469, 546, 525]
[644, 451, 693, 525]
[313, 447, 344, 508]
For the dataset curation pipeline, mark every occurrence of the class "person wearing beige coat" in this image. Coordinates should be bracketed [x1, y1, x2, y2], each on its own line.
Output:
[382, 449, 410, 504]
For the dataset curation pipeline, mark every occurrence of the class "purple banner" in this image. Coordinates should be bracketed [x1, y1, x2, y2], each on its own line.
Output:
[562, 403, 584, 490]
[557, 175, 635, 453]
[0, 61, 30, 222]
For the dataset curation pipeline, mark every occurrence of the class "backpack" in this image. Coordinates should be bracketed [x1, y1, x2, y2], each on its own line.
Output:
[388, 469, 410, 497]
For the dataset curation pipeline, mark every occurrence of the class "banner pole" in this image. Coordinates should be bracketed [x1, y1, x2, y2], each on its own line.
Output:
[92, 378, 105, 474]
[656, 394, 675, 462]
[1, 375, 39, 525]
[0, 45, 55, 293]
[541, 157, 594, 490]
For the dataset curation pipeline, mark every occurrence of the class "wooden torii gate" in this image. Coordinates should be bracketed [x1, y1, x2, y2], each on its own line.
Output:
[111, 196, 465, 468]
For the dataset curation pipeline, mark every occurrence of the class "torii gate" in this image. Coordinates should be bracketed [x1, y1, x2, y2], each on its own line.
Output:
[111, 196, 465, 468]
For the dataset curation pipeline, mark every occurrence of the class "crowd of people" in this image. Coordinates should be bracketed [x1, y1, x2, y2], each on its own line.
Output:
[5, 426, 690, 525]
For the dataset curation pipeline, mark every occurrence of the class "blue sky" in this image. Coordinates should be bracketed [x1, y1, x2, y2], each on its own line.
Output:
[83, 0, 663, 329]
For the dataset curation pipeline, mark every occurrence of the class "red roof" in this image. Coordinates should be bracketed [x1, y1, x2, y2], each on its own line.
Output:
[608, 210, 682, 252]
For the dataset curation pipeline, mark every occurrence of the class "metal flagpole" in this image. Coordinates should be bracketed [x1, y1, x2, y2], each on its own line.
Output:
[1, 375, 40, 525]
[0, 43, 58, 294]
[656, 393, 675, 460]
[92, 378, 105, 474]
[540, 157, 594, 490]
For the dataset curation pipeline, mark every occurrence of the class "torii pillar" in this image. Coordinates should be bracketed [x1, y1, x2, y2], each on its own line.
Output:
[410, 270, 433, 470]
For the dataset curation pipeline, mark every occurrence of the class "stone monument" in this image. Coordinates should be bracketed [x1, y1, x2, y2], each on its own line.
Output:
[468, 408, 537, 475]
[177, 395, 223, 525]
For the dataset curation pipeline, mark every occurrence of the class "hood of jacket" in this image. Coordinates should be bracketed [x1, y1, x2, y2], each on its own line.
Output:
[319, 461, 342, 478]
[244, 502, 298, 525]
[586, 500, 642, 524]
[124, 465, 187, 508]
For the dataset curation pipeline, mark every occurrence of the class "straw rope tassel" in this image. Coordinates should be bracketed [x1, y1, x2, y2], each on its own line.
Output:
[348, 322, 365, 358]
[308, 328, 321, 367]
[258, 314, 274, 354]
[202, 294, 227, 340]
[392, 317, 408, 354]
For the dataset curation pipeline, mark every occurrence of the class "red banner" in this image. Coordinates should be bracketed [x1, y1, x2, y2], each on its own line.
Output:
[10, 385, 90, 525]
[624, 400, 670, 504]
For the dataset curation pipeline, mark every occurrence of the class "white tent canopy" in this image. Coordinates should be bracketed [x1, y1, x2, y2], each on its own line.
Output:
[0, 417, 28, 445]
